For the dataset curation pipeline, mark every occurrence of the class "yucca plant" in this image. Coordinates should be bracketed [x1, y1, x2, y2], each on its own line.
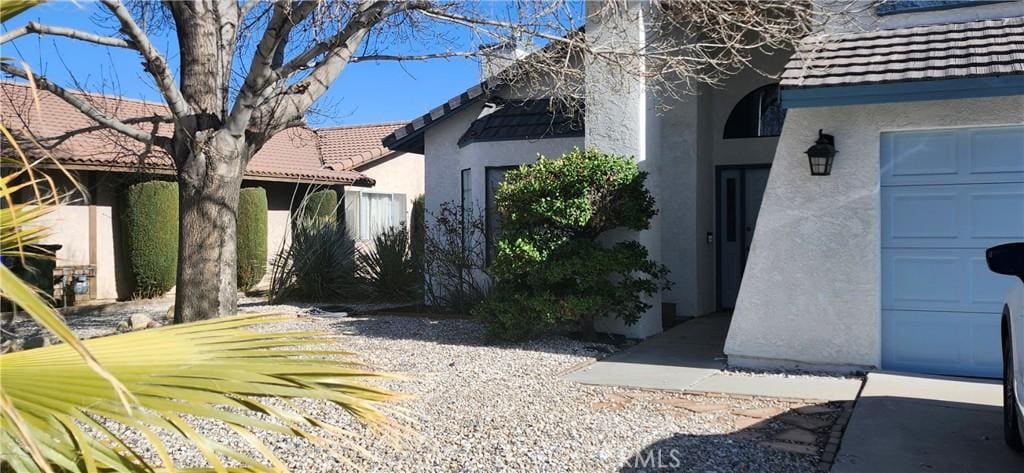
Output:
[0, 12, 405, 469]
[357, 226, 418, 302]
[269, 216, 358, 303]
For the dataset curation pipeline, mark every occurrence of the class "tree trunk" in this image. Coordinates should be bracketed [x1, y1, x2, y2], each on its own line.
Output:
[580, 314, 596, 342]
[173, 135, 246, 323]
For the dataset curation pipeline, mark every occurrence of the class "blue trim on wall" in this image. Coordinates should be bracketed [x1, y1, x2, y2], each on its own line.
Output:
[781, 76, 1024, 109]
[876, 1, 1000, 16]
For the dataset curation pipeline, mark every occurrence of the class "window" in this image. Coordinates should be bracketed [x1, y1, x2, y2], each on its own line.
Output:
[723, 83, 786, 139]
[345, 191, 407, 241]
[485, 166, 516, 262]
[460, 168, 473, 245]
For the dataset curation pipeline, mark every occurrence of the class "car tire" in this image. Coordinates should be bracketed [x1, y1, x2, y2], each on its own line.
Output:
[1005, 319, 1024, 453]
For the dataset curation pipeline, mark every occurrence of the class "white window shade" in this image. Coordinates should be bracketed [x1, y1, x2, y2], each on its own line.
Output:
[356, 192, 407, 240]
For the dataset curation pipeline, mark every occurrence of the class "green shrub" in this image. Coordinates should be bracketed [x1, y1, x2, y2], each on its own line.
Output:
[237, 187, 268, 290]
[120, 180, 179, 298]
[300, 189, 337, 223]
[357, 225, 418, 301]
[269, 211, 356, 303]
[409, 195, 425, 283]
[473, 148, 671, 340]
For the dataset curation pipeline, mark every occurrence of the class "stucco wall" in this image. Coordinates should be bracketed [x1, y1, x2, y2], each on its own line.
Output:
[356, 151, 425, 226]
[725, 95, 1024, 371]
[424, 100, 584, 219]
[658, 48, 789, 317]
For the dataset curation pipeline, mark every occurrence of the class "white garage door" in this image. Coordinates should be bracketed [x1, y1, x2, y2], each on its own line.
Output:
[881, 126, 1024, 378]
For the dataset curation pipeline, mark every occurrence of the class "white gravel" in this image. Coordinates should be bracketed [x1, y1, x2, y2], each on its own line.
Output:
[10, 302, 832, 472]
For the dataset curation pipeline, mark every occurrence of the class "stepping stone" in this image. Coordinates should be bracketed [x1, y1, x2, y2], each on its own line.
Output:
[795, 405, 837, 416]
[734, 415, 767, 430]
[732, 407, 786, 419]
[730, 430, 767, 442]
[604, 393, 631, 404]
[590, 401, 624, 411]
[653, 397, 729, 413]
[773, 428, 819, 444]
[685, 402, 730, 413]
[652, 397, 693, 407]
[778, 414, 831, 431]
[759, 441, 818, 456]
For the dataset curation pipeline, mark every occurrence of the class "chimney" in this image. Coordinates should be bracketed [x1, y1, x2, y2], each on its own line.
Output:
[479, 40, 529, 80]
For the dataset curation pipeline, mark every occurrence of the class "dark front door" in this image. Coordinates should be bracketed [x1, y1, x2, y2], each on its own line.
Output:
[717, 166, 770, 309]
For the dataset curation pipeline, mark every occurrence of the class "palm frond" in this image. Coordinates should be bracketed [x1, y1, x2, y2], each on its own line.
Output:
[2, 313, 406, 472]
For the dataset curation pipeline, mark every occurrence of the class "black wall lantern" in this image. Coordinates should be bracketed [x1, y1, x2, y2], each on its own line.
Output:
[805, 129, 837, 176]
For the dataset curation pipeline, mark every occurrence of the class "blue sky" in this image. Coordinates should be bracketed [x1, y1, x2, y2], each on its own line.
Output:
[1, 1, 487, 126]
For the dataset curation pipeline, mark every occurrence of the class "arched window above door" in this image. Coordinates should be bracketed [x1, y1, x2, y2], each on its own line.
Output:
[723, 83, 786, 139]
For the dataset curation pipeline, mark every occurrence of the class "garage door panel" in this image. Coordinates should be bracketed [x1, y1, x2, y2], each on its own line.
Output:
[882, 126, 1024, 186]
[881, 248, 1016, 313]
[969, 127, 1024, 175]
[882, 183, 1024, 248]
[882, 310, 1002, 378]
[881, 125, 1023, 378]
[968, 191, 1024, 239]
[886, 130, 958, 177]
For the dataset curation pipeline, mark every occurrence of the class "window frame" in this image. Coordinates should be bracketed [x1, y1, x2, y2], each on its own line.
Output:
[353, 190, 407, 241]
[723, 83, 786, 140]
[484, 165, 518, 264]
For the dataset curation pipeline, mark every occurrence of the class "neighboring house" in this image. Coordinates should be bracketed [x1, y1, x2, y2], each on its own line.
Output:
[384, 1, 1024, 378]
[317, 124, 424, 242]
[0, 82, 422, 300]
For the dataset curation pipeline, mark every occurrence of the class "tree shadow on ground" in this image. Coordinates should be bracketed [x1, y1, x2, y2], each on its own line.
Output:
[617, 398, 849, 473]
[324, 314, 618, 358]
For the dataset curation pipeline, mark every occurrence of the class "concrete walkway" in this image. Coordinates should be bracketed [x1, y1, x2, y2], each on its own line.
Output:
[563, 313, 862, 401]
[833, 372, 1023, 472]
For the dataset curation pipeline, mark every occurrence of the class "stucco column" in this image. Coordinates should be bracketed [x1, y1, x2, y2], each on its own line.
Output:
[585, 0, 663, 339]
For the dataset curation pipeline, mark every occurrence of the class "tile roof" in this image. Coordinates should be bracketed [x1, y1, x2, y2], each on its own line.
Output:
[457, 99, 583, 146]
[781, 16, 1024, 89]
[0, 82, 373, 185]
[316, 122, 405, 170]
[383, 78, 501, 153]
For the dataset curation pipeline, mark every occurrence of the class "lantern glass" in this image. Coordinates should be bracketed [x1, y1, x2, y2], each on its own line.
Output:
[805, 130, 837, 176]
[808, 155, 833, 176]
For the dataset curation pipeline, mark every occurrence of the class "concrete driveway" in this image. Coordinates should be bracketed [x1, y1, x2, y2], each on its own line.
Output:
[833, 372, 1023, 472]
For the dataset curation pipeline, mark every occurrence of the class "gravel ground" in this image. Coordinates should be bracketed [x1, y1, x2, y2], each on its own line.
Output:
[7, 302, 838, 472]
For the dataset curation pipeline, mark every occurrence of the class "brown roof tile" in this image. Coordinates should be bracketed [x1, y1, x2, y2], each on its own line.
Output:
[315, 122, 405, 170]
[782, 16, 1024, 89]
[0, 82, 372, 185]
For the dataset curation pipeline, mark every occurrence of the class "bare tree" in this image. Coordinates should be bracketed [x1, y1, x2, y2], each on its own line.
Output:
[1, 0, 869, 322]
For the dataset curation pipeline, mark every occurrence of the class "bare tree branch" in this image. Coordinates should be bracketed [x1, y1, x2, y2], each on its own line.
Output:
[239, 0, 262, 17]
[351, 51, 480, 63]
[226, 0, 317, 136]
[0, 63, 162, 145]
[98, 0, 189, 121]
[0, 21, 136, 47]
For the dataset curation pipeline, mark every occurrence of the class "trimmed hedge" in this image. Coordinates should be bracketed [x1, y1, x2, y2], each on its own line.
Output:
[120, 180, 178, 298]
[301, 189, 338, 222]
[237, 187, 268, 290]
[409, 195, 425, 278]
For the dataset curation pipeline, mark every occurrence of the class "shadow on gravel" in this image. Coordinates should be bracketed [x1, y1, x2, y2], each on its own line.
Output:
[324, 315, 617, 358]
[619, 401, 849, 473]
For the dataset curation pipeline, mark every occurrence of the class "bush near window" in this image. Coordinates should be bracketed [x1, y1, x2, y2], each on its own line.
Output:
[120, 180, 179, 298]
[269, 201, 357, 303]
[236, 187, 268, 291]
[422, 202, 490, 313]
[300, 189, 338, 222]
[474, 148, 671, 340]
[357, 225, 418, 301]
[410, 194, 426, 282]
